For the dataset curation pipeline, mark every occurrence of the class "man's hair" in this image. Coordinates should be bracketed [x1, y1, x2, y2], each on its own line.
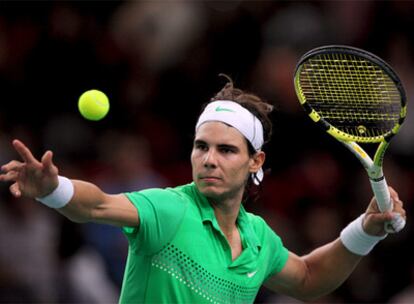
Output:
[210, 74, 274, 155]
[205, 75, 274, 201]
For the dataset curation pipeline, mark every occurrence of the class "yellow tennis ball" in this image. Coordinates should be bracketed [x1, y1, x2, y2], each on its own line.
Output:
[78, 90, 110, 121]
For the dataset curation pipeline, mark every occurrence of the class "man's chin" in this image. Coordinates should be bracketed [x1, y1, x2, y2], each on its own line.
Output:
[197, 183, 223, 199]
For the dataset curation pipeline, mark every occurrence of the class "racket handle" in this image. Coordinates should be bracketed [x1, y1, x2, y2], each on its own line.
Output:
[370, 178, 406, 233]
[370, 177, 392, 213]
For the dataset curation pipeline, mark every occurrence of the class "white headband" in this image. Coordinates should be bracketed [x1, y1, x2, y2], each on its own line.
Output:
[195, 100, 264, 185]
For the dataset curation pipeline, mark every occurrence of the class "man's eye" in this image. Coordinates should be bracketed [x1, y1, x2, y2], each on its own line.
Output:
[220, 147, 234, 154]
[196, 144, 208, 151]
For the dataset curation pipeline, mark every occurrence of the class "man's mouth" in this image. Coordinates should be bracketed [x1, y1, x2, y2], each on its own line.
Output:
[200, 176, 221, 182]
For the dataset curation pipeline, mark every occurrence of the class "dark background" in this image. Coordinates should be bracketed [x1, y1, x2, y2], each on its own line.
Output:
[0, 1, 413, 303]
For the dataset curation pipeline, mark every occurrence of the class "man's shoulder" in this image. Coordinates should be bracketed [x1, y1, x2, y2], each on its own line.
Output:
[245, 211, 266, 226]
[168, 183, 199, 202]
[127, 183, 195, 204]
[244, 211, 274, 237]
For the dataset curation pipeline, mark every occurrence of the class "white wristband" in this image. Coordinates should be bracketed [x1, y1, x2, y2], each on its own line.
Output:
[35, 176, 74, 209]
[340, 214, 387, 256]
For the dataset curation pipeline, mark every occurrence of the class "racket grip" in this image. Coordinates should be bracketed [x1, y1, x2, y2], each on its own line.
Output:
[370, 177, 392, 213]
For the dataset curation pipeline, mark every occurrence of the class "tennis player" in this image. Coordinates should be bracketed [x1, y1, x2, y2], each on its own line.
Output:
[0, 79, 406, 303]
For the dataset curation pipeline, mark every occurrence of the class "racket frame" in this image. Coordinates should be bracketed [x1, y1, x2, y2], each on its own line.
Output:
[294, 45, 407, 227]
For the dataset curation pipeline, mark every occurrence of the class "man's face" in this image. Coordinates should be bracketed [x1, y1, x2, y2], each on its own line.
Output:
[191, 121, 260, 201]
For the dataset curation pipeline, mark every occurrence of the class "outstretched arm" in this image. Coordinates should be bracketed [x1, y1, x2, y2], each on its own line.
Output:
[61, 180, 138, 226]
[0, 139, 138, 227]
[265, 239, 360, 301]
[265, 189, 406, 301]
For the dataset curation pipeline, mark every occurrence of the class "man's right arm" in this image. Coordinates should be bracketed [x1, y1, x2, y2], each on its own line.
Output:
[0, 139, 139, 228]
[58, 179, 139, 227]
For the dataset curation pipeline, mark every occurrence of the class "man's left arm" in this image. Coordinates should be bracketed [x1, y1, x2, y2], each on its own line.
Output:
[265, 187, 406, 301]
[265, 239, 360, 301]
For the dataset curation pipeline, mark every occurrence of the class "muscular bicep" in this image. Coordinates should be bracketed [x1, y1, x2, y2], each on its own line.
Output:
[264, 251, 308, 298]
[264, 240, 362, 301]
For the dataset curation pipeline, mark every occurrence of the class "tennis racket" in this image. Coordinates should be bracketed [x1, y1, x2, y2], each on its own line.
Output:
[294, 45, 407, 233]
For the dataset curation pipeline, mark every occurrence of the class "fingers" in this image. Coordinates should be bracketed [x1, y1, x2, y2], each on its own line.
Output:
[392, 197, 405, 215]
[0, 170, 19, 182]
[367, 211, 394, 225]
[41, 150, 52, 165]
[9, 182, 21, 198]
[41, 150, 58, 176]
[386, 187, 406, 233]
[389, 186, 400, 202]
[1, 160, 23, 182]
[12, 139, 40, 165]
[385, 213, 406, 233]
[1, 160, 24, 173]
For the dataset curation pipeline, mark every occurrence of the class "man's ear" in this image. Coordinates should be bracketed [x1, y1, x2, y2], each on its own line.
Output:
[249, 151, 265, 173]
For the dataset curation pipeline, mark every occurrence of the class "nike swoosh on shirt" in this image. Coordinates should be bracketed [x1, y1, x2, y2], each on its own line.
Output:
[246, 270, 258, 278]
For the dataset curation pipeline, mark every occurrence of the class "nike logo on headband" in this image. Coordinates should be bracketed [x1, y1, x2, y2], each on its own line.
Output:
[215, 106, 235, 112]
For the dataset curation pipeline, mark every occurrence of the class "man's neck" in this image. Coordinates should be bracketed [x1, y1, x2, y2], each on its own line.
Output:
[209, 195, 244, 260]
[209, 193, 243, 235]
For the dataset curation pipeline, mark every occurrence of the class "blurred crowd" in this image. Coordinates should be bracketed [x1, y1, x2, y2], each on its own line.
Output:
[0, 1, 414, 303]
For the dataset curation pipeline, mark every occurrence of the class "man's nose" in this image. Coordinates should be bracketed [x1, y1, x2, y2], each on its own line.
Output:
[203, 149, 218, 168]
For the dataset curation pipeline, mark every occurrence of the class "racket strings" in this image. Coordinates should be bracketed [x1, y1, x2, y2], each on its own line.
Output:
[299, 54, 401, 138]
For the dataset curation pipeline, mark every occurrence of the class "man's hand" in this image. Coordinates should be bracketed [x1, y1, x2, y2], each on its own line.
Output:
[363, 187, 406, 236]
[0, 139, 59, 198]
